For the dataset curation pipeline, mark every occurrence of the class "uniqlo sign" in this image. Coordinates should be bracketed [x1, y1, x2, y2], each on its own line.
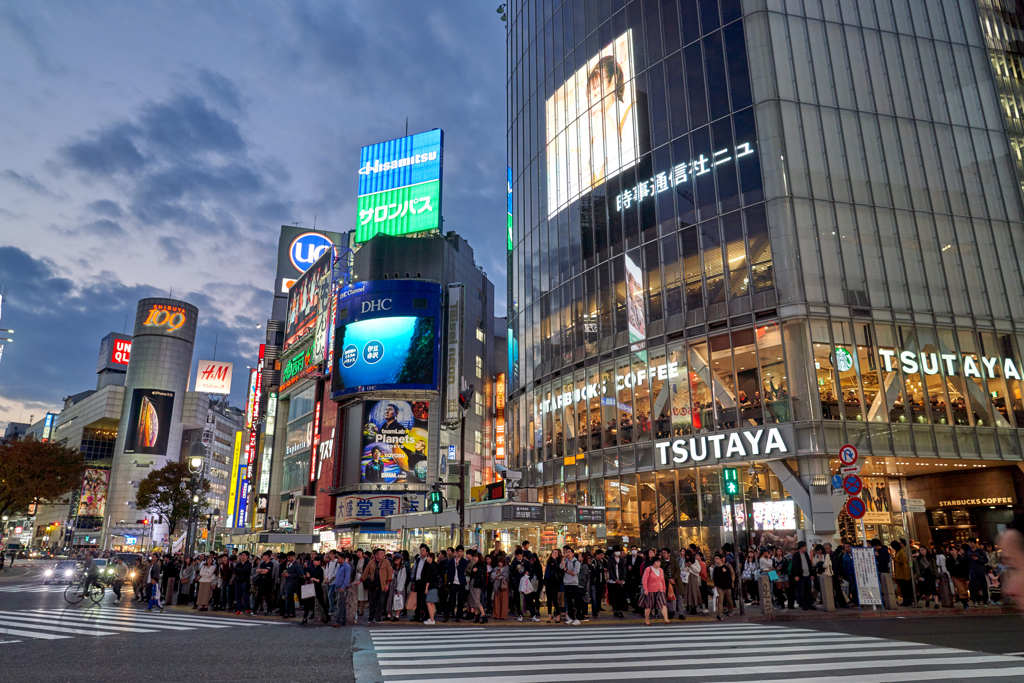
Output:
[110, 339, 132, 365]
[195, 360, 233, 394]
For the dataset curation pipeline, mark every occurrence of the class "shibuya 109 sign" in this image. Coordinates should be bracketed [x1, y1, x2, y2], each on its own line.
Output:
[538, 360, 681, 416]
[656, 424, 793, 467]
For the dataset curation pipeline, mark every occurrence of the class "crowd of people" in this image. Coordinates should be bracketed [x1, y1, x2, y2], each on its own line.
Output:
[66, 518, 1024, 627]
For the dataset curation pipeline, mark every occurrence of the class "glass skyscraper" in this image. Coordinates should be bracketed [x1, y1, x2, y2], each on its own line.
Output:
[506, 0, 1024, 552]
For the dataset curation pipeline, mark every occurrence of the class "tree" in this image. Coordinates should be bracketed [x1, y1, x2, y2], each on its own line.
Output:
[0, 437, 86, 518]
[135, 461, 210, 537]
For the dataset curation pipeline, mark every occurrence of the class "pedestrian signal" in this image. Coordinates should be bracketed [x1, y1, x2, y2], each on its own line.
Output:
[721, 467, 740, 496]
[428, 489, 444, 514]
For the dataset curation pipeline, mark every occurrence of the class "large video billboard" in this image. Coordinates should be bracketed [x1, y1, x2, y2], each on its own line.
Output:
[360, 399, 429, 484]
[331, 280, 441, 397]
[545, 29, 638, 217]
[77, 468, 110, 517]
[284, 248, 334, 351]
[356, 129, 443, 243]
[123, 388, 174, 455]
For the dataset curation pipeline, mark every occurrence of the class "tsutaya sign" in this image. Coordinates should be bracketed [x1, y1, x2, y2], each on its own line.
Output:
[538, 361, 681, 416]
[878, 349, 1022, 380]
[656, 424, 794, 467]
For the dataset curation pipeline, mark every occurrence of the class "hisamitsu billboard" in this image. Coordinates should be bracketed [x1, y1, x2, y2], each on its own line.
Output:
[356, 129, 443, 243]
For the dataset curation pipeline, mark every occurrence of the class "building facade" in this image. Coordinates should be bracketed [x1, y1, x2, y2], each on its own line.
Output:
[506, 0, 1024, 553]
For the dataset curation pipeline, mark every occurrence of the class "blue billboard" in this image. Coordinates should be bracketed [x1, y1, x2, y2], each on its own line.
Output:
[358, 129, 443, 196]
[332, 280, 442, 397]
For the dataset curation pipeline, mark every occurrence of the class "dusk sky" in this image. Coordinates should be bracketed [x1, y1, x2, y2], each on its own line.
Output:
[0, 2, 507, 428]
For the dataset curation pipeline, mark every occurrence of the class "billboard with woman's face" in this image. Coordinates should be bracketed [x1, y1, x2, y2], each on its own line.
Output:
[360, 399, 429, 485]
[545, 29, 639, 217]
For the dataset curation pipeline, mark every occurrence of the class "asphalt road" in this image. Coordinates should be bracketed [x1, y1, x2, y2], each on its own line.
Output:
[0, 561, 355, 682]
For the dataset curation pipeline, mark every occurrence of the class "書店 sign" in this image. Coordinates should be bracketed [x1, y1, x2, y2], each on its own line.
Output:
[335, 495, 402, 524]
[655, 424, 793, 466]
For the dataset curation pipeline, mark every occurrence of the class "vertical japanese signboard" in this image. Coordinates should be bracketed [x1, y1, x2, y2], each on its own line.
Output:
[355, 129, 443, 242]
[495, 372, 506, 460]
[445, 283, 463, 423]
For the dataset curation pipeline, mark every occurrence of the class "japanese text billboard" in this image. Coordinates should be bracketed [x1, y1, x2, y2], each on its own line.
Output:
[335, 494, 402, 524]
[360, 399, 429, 484]
[545, 29, 638, 217]
[284, 248, 334, 351]
[356, 129, 443, 242]
[124, 388, 174, 455]
[331, 280, 441, 397]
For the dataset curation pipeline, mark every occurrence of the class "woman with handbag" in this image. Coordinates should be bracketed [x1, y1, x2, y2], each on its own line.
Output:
[492, 557, 510, 620]
[196, 556, 217, 611]
[387, 555, 407, 622]
[684, 551, 702, 615]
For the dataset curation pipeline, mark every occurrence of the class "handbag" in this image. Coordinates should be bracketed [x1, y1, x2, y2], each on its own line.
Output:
[768, 570, 779, 582]
[392, 592, 405, 611]
[405, 591, 418, 611]
[300, 583, 316, 600]
[519, 575, 535, 595]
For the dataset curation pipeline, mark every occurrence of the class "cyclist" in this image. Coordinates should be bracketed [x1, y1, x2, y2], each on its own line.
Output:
[80, 551, 101, 598]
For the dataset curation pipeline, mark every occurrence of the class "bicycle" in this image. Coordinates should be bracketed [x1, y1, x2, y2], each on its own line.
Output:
[63, 571, 105, 606]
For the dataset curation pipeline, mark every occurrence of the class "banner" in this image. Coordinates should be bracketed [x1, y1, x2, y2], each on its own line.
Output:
[77, 468, 110, 517]
[195, 360, 233, 394]
[360, 399, 429, 484]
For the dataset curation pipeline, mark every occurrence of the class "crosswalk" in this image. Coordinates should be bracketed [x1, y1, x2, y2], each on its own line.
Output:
[364, 623, 1024, 682]
[0, 605, 281, 643]
[0, 583, 82, 592]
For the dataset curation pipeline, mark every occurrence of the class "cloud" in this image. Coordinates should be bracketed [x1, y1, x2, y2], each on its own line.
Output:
[198, 68, 243, 113]
[60, 123, 146, 176]
[0, 246, 266, 416]
[0, 8, 65, 75]
[81, 218, 126, 238]
[0, 169, 55, 196]
[158, 235, 191, 264]
[86, 199, 123, 218]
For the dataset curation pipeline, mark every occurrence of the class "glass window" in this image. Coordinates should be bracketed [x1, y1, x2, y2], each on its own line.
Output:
[601, 362, 617, 448]
[701, 218, 724, 307]
[757, 323, 789, 423]
[813, 329, 840, 421]
[650, 345, 671, 439]
[287, 385, 315, 422]
[745, 204, 774, 292]
[618, 473, 640, 539]
[710, 332, 738, 429]
[616, 357, 634, 444]
[732, 327, 762, 426]
[668, 341, 692, 436]
[689, 339, 715, 431]
[645, 241, 663, 324]
[723, 211, 747, 299]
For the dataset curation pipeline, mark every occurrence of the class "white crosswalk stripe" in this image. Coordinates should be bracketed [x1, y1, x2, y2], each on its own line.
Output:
[0, 584, 78, 592]
[0, 605, 282, 644]
[366, 623, 1024, 682]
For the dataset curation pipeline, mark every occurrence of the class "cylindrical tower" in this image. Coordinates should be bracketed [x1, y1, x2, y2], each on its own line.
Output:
[103, 297, 198, 547]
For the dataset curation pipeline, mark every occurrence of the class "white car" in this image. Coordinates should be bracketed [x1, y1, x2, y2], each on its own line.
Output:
[43, 560, 81, 584]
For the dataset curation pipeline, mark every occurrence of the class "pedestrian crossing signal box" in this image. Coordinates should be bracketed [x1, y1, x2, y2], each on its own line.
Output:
[428, 490, 444, 514]
[721, 467, 740, 496]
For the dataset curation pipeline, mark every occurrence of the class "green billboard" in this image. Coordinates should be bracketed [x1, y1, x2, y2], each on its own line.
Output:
[356, 180, 440, 243]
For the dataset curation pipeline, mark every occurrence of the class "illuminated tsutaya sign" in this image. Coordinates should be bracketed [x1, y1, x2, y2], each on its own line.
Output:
[878, 350, 1022, 380]
[656, 425, 791, 466]
[538, 361, 681, 415]
[614, 142, 756, 211]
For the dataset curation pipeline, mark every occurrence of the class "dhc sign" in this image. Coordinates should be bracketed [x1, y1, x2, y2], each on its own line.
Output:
[655, 424, 793, 467]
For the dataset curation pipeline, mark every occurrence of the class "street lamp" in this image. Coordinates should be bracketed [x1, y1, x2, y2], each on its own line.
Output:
[184, 447, 205, 558]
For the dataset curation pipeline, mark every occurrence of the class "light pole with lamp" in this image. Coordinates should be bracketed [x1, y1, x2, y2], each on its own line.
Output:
[184, 454, 204, 558]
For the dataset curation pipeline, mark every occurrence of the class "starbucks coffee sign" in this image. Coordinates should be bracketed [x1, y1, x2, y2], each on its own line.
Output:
[655, 424, 793, 467]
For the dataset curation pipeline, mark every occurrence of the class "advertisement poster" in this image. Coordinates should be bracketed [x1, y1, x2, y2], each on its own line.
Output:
[284, 249, 333, 350]
[356, 129, 443, 242]
[546, 29, 638, 217]
[360, 400, 429, 484]
[194, 360, 233, 394]
[77, 468, 110, 517]
[752, 500, 797, 529]
[852, 546, 883, 606]
[332, 280, 441, 397]
[624, 251, 646, 353]
[124, 388, 174, 455]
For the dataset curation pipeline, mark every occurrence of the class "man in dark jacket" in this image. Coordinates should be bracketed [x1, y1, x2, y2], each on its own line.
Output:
[443, 545, 468, 622]
[788, 541, 815, 610]
[281, 552, 303, 618]
[967, 541, 989, 604]
[409, 544, 431, 622]
[625, 545, 644, 613]
[509, 548, 526, 620]
[606, 546, 628, 618]
[233, 551, 253, 614]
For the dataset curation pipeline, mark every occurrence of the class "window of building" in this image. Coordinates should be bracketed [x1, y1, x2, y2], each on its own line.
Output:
[474, 391, 484, 417]
[474, 430, 482, 456]
[475, 355, 483, 379]
[476, 327, 486, 343]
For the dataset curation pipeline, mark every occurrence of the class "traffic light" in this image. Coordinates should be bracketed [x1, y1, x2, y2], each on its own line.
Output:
[721, 467, 740, 496]
[428, 488, 444, 514]
[458, 386, 474, 411]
